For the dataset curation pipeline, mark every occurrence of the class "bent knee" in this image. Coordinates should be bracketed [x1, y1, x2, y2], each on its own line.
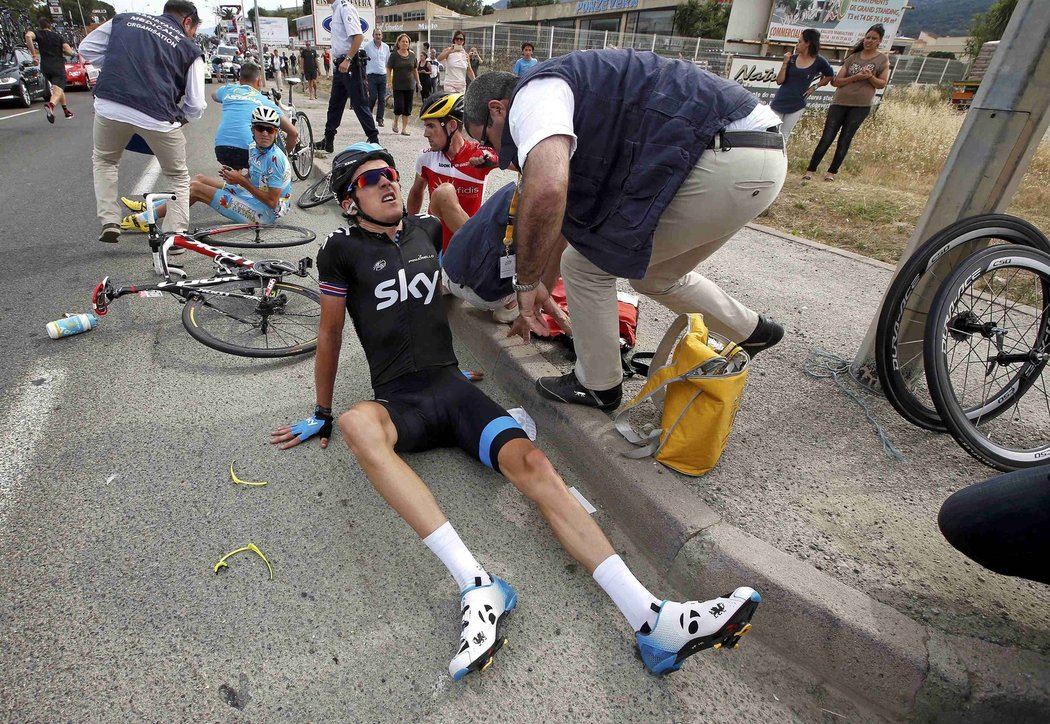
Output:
[630, 277, 682, 298]
[338, 403, 392, 451]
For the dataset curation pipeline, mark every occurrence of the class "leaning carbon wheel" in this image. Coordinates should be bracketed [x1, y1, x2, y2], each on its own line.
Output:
[182, 280, 320, 358]
[195, 223, 315, 249]
[297, 172, 335, 209]
[875, 214, 1050, 431]
[291, 112, 314, 180]
[924, 244, 1050, 471]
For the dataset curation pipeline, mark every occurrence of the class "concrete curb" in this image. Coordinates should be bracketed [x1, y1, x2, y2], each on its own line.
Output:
[448, 298, 1050, 722]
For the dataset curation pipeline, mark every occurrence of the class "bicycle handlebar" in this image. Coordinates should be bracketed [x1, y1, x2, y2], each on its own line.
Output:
[143, 193, 177, 226]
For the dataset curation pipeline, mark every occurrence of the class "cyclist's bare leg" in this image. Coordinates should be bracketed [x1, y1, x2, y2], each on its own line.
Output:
[428, 182, 469, 232]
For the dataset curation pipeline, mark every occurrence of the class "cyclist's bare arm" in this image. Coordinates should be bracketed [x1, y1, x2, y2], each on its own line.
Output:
[406, 173, 427, 215]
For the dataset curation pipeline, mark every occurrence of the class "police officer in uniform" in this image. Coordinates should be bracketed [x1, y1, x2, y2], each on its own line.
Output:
[80, 0, 205, 244]
[314, 0, 379, 153]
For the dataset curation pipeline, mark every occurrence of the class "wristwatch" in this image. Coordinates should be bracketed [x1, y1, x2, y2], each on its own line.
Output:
[512, 275, 539, 293]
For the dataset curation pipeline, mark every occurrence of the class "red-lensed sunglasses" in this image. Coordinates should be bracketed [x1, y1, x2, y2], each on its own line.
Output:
[353, 166, 399, 189]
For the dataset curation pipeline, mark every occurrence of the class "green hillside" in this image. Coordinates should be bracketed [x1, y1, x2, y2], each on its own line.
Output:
[897, 0, 996, 38]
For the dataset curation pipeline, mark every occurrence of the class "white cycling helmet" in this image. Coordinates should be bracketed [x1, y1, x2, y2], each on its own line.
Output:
[251, 105, 281, 128]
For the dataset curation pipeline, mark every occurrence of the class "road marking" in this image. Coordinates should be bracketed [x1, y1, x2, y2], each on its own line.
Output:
[0, 366, 66, 525]
[0, 110, 40, 122]
[132, 157, 162, 195]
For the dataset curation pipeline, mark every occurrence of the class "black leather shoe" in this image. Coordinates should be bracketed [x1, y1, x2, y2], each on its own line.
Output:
[536, 371, 622, 411]
[98, 223, 120, 244]
[313, 135, 334, 153]
[740, 315, 784, 357]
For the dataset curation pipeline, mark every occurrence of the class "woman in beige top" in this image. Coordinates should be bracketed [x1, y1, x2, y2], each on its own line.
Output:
[437, 30, 474, 93]
[804, 24, 891, 181]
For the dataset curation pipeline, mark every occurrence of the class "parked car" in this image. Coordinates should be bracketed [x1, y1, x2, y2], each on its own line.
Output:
[213, 44, 240, 82]
[64, 51, 99, 90]
[0, 47, 48, 107]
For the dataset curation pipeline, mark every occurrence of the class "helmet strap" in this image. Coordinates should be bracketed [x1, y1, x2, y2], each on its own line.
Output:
[347, 188, 405, 229]
[441, 119, 460, 155]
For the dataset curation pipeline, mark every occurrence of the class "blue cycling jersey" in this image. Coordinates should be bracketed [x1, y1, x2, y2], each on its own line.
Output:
[249, 142, 293, 217]
[214, 84, 284, 150]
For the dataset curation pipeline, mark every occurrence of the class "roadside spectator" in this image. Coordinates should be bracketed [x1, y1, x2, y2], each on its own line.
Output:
[464, 51, 786, 410]
[437, 30, 473, 92]
[386, 33, 421, 135]
[322, 48, 331, 75]
[289, 51, 297, 73]
[804, 24, 889, 181]
[301, 41, 319, 99]
[418, 41, 434, 100]
[364, 28, 391, 127]
[80, 0, 205, 244]
[771, 28, 833, 144]
[468, 46, 482, 83]
[513, 42, 538, 77]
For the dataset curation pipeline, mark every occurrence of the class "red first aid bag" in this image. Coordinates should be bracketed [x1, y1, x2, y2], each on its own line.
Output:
[542, 279, 639, 351]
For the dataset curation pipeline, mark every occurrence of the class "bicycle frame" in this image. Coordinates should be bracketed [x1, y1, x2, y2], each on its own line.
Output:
[142, 193, 256, 279]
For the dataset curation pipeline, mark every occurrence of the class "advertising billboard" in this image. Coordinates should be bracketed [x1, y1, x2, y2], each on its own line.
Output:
[258, 16, 290, 46]
[313, 0, 375, 48]
[767, 0, 906, 50]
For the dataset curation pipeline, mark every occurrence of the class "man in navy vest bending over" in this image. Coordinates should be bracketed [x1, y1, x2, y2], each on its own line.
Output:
[463, 51, 788, 410]
[80, 1, 205, 244]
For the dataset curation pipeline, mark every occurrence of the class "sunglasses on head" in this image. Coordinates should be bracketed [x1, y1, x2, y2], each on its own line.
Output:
[252, 123, 278, 133]
[353, 166, 399, 189]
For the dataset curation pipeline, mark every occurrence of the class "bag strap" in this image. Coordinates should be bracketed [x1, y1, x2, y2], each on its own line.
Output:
[647, 314, 691, 407]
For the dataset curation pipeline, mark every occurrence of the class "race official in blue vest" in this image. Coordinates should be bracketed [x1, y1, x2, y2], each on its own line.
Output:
[80, 0, 205, 245]
[464, 50, 788, 411]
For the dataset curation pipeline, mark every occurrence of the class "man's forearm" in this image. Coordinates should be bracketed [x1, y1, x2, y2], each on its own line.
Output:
[516, 139, 572, 283]
[540, 235, 569, 291]
[314, 330, 342, 409]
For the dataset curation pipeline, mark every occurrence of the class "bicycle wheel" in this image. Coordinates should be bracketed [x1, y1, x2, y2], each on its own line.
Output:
[291, 112, 314, 180]
[875, 214, 1050, 431]
[296, 172, 335, 209]
[182, 280, 320, 358]
[925, 245, 1050, 471]
[195, 224, 315, 249]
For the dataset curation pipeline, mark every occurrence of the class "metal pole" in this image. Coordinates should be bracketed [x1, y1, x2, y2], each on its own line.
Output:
[916, 54, 927, 84]
[603, 29, 608, 49]
[548, 26, 554, 59]
[938, 58, 949, 85]
[694, 37, 700, 61]
[490, 23, 495, 63]
[853, 0, 1050, 384]
[74, 0, 86, 30]
[254, 0, 264, 68]
[650, 33, 656, 52]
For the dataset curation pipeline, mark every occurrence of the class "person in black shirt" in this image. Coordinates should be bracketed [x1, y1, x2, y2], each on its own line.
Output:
[270, 143, 762, 681]
[300, 41, 319, 100]
[25, 16, 75, 123]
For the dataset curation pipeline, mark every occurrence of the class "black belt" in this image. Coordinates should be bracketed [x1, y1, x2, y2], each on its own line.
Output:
[707, 129, 784, 151]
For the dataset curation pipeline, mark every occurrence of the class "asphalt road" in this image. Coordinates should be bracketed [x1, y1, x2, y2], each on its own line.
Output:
[0, 94, 877, 721]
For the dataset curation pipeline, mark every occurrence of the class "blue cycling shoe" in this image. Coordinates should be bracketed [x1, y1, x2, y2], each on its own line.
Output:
[449, 576, 517, 680]
[636, 586, 761, 675]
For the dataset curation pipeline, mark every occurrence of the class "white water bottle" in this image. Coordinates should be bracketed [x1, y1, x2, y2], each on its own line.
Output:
[46, 313, 99, 340]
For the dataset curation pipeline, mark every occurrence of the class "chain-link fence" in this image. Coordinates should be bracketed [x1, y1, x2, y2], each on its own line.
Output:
[426, 18, 967, 89]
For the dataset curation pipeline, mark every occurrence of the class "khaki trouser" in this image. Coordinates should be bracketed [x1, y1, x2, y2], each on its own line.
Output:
[561, 143, 787, 391]
[92, 114, 190, 233]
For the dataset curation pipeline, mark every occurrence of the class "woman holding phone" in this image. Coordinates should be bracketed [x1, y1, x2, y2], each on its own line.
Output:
[771, 28, 834, 145]
[437, 30, 473, 93]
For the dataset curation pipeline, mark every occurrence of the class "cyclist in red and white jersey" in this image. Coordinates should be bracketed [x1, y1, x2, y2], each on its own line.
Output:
[406, 92, 496, 252]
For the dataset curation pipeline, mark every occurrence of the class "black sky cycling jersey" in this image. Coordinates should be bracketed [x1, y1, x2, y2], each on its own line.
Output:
[317, 214, 458, 388]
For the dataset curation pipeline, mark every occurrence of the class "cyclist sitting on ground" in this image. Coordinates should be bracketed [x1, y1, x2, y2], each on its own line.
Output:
[406, 91, 496, 253]
[120, 106, 292, 231]
[269, 142, 762, 681]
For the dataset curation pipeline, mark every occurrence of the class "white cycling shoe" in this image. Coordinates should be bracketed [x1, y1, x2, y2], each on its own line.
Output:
[448, 576, 517, 680]
[635, 586, 761, 675]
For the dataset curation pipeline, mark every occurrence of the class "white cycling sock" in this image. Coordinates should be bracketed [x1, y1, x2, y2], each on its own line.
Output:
[423, 521, 491, 592]
[593, 554, 661, 632]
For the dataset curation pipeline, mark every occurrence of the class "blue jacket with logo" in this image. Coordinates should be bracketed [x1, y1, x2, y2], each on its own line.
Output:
[498, 49, 758, 279]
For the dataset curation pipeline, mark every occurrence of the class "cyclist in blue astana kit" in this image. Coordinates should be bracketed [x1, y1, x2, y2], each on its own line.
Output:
[120, 106, 292, 230]
[210, 61, 298, 170]
[269, 142, 762, 680]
